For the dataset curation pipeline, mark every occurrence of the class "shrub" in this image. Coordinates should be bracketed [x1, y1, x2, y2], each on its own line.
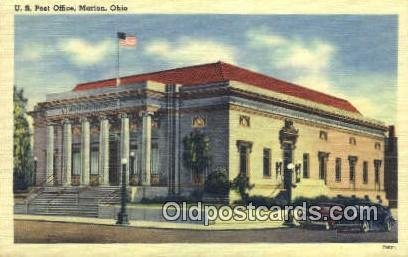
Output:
[230, 173, 254, 202]
[245, 195, 280, 208]
[13, 169, 33, 192]
[204, 168, 230, 196]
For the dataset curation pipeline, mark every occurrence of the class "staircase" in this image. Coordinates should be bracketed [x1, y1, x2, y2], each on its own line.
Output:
[79, 186, 121, 205]
[25, 186, 120, 217]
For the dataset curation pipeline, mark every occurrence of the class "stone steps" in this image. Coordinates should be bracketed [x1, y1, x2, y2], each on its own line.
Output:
[23, 186, 121, 217]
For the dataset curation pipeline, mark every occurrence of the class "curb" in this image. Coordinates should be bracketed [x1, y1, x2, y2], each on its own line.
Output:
[14, 215, 287, 231]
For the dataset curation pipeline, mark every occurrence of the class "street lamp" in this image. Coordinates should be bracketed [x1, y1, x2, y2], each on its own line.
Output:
[129, 151, 135, 185]
[130, 151, 135, 175]
[116, 157, 129, 225]
[33, 156, 37, 186]
[279, 120, 299, 227]
[287, 163, 295, 170]
[284, 162, 295, 226]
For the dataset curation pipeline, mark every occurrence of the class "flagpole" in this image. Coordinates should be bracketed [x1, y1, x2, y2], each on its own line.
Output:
[116, 31, 136, 86]
[116, 31, 120, 87]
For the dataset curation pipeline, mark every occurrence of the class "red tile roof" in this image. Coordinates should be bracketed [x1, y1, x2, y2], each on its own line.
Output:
[74, 61, 360, 113]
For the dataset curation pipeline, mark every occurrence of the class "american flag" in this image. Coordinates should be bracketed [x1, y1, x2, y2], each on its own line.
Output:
[117, 32, 137, 47]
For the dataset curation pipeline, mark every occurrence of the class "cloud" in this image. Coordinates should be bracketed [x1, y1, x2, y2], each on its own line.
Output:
[15, 65, 79, 111]
[246, 28, 396, 123]
[59, 38, 113, 66]
[17, 43, 54, 62]
[144, 37, 236, 66]
[20, 45, 42, 61]
[247, 28, 288, 47]
[292, 75, 333, 94]
[275, 42, 334, 74]
[247, 28, 336, 94]
[334, 73, 396, 123]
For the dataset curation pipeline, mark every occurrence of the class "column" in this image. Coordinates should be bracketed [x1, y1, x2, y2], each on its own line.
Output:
[141, 111, 153, 186]
[120, 113, 130, 184]
[63, 119, 72, 186]
[81, 118, 90, 185]
[99, 117, 110, 185]
[46, 123, 54, 186]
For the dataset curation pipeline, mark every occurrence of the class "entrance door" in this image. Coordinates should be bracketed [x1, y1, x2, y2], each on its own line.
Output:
[109, 139, 119, 185]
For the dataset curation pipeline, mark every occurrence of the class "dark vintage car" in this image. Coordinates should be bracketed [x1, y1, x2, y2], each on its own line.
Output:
[336, 203, 395, 233]
[297, 202, 345, 230]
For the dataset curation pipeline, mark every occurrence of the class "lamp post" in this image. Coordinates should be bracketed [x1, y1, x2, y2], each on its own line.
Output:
[279, 119, 299, 227]
[33, 156, 37, 186]
[130, 151, 135, 179]
[116, 157, 129, 225]
[284, 162, 295, 226]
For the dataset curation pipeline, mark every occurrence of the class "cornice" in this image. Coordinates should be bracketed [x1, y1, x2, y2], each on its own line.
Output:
[228, 87, 386, 131]
[228, 103, 385, 140]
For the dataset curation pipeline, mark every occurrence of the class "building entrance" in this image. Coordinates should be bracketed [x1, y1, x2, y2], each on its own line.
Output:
[109, 138, 120, 186]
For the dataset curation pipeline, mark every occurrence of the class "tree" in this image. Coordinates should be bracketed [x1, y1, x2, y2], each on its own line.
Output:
[182, 130, 211, 185]
[14, 86, 34, 191]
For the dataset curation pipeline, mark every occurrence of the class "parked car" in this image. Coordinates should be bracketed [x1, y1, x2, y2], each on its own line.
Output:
[336, 203, 395, 233]
[297, 202, 345, 230]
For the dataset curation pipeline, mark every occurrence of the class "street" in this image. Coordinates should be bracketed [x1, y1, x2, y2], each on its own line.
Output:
[14, 220, 397, 243]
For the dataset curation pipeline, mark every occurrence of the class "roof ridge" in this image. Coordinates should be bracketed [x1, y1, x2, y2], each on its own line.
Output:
[218, 61, 351, 103]
[76, 62, 221, 87]
[73, 61, 359, 114]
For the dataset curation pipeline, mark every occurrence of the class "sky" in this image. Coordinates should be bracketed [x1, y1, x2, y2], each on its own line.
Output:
[15, 15, 397, 124]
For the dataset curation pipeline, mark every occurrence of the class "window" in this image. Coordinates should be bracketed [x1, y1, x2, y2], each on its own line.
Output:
[239, 115, 250, 127]
[129, 150, 137, 176]
[349, 137, 357, 145]
[319, 131, 328, 141]
[263, 148, 271, 177]
[237, 140, 252, 176]
[90, 150, 99, 175]
[363, 161, 368, 184]
[318, 152, 329, 181]
[72, 151, 81, 175]
[374, 160, 382, 184]
[348, 156, 357, 182]
[375, 142, 381, 150]
[303, 153, 309, 178]
[239, 146, 248, 176]
[350, 166, 355, 181]
[335, 158, 341, 182]
[151, 144, 159, 175]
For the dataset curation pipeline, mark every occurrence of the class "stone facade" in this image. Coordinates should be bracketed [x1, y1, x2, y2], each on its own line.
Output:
[30, 62, 392, 203]
[228, 106, 386, 201]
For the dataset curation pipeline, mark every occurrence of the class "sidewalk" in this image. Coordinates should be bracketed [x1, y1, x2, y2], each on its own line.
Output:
[14, 214, 286, 230]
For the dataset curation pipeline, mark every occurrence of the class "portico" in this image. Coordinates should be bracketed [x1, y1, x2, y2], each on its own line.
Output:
[43, 106, 158, 187]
